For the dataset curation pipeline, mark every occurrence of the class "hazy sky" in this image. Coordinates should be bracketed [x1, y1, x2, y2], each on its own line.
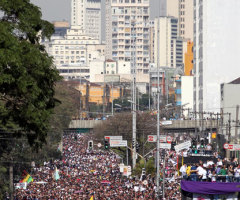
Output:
[31, 0, 160, 23]
[31, 0, 71, 22]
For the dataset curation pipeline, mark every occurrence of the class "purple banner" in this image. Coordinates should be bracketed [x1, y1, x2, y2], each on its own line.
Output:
[181, 180, 240, 195]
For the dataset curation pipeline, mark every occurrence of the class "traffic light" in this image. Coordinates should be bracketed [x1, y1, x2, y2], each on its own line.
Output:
[192, 139, 196, 149]
[171, 141, 176, 150]
[136, 142, 140, 152]
[104, 139, 110, 150]
[88, 140, 93, 150]
[132, 140, 135, 148]
[200, 140, 204, 148]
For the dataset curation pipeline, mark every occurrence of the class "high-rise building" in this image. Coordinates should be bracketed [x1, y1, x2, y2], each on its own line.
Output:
[151, 0, 194, 41]
[105, 0, 150, 74]
[194, 0, 240, 112]
[154, 17, 183, 68]
[71, 0, 101, 40]
[44, 26, 104, 66]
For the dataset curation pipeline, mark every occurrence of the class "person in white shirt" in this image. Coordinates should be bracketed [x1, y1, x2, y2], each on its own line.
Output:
[180, 164, 187, 179]
[234, 165, 240, 182]
[217, 158, 223, 166]
[197, 165, 207, 181]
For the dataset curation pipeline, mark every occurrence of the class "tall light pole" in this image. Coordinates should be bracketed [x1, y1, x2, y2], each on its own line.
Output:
[156, 18, 161, 199]
[131, 20, 137, 169]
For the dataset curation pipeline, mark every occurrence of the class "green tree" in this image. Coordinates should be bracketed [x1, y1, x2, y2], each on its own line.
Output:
[0, 0, 61, 148]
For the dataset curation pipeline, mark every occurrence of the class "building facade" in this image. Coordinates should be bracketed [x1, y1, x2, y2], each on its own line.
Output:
[105, 0, 150, 74]
[154, 17, 183, 68]
[220, 78, 240, 139]
[44, 26, 105, 67]
[71, 0, 101, 40]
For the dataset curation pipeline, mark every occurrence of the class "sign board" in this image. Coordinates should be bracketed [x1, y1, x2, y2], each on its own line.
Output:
[147, 135, 172, 143]
[110, 140, 127, 147]
[105, 136, 123, 141]
[119, 163, 124, 173]
[123, 166, 131, 176]
[174, 140, 191, 152]
[161, 120, 173, 125]
[212, 132, 216, 139]
[97, 143, 102, 148]
[160, 143, 171, 149]
[223, 143, 240, 151]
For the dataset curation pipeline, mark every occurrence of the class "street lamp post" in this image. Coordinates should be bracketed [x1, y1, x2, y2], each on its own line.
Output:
[131, 20, 137, 169]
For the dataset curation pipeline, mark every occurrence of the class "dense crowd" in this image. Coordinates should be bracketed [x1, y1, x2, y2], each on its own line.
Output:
[15, 132, 238, 199]
[15, 134, 160, 199]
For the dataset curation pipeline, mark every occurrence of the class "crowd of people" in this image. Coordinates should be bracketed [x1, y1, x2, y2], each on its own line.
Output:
[15, 133, 160, 199]
[180, 157, 240, 183]
[14, 132, 239, 199]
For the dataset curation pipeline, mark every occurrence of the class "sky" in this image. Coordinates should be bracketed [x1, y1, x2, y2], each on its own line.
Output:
[31, 0, 71, 22]
[31, 0, 161, 23]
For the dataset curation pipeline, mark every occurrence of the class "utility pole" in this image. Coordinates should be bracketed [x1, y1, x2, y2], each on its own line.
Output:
[111, 82, 114, 116]
[131, 20, 137, 169]
[235, 105, 239, 143]
[9, 164, 13, 200]
[162, 150, 166, 199]
[156, 18, 161, 199]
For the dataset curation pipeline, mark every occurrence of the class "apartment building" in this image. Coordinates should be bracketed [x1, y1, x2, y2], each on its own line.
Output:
[71, 0, 101, 40]
[154, 17, 183, 68]
[44, 26, 105, 67]
[105, 0, 150, 74]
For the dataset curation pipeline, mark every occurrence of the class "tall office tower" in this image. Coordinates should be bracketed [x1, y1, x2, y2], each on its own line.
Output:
[167, 0, 194, 40]
[194, 0, 240, 112]
[71, 0, 101, 40]
[151, 0, 194, 40]
[154, 17, 183, 68]
[105, 0, 150, 74]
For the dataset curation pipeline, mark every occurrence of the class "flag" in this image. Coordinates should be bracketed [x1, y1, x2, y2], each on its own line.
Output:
[27, 175, 33, 183]
[20, 174, 33, 183]
[54, 167, 60, 181]
[90, 196, 94, 200]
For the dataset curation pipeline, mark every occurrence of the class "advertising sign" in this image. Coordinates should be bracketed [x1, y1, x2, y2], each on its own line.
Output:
[105, 136, 123, 141]
[147, 135, 169, 143]
[110, 140, 127, 147]
[223, 143, 240, 151]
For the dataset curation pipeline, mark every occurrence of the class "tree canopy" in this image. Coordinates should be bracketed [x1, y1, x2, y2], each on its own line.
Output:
[0, 0, 61, 148]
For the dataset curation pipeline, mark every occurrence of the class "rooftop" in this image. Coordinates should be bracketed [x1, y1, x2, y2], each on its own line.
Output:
[229, 77, 240, 84]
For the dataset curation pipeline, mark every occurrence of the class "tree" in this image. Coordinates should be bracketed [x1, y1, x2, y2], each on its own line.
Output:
[0, 0, 61, 148]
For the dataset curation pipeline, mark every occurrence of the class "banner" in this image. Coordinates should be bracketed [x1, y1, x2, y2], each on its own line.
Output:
[193, 193, 238, 200]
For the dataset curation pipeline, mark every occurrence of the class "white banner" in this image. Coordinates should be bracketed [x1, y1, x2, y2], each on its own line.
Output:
[174, 140, 191, 152]
[160, 143, 171, 149]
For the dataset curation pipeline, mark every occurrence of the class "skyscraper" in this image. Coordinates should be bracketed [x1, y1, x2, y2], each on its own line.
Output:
[71, 0, 101, 40]
[150, 0, 194, 41]
[105, 0, 150, 74]
[194, 0, 240, 112]
[154, 16, 183, 68]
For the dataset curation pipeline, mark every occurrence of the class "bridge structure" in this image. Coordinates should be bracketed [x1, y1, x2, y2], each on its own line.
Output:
[68, 119, 219, 133]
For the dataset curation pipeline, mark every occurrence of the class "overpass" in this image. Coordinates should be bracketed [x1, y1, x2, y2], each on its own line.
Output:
[69, 119, 218, 132]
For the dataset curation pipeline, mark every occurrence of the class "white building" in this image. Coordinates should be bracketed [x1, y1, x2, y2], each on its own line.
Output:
[221, 78, 240, 139]
[44, 26, 105, 67]
[181, 76, 194, 117]
[105, 0, 150, 74]
[71, 0, 101, 40]
[193, 0, 240, 112]
[90, 59, 131, 82]
[154, 17, 183, 68]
